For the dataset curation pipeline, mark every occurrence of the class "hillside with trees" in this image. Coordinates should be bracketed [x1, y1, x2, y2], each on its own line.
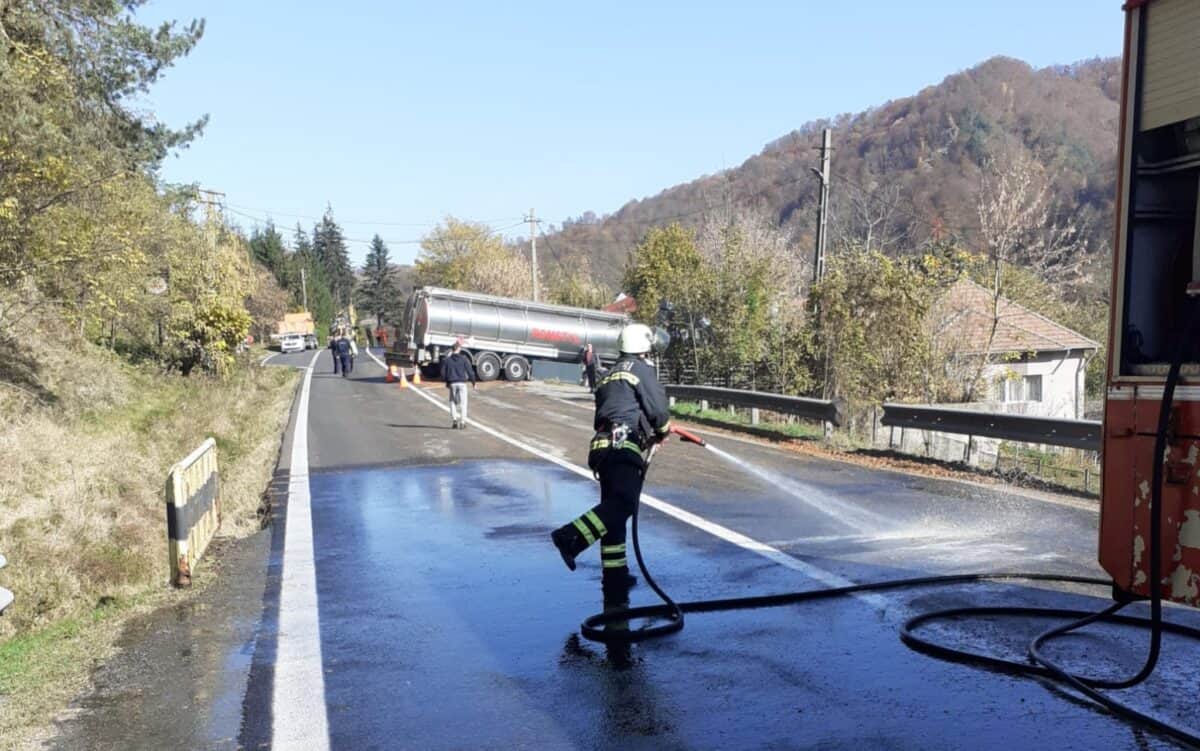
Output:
[538, 56, 1120, 300]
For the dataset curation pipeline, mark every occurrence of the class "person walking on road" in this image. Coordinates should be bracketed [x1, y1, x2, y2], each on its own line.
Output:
[551, 323, 671, 599]
[580, 343, 599, 391]
[329, 332, 341, 375]
[441, 338, 476, 429]
[334, 334, 353, 378]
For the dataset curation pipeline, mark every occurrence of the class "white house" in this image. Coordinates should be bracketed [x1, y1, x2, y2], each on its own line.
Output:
[934, 280, 1099, 419]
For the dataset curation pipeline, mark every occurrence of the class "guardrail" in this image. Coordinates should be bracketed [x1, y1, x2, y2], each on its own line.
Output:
[166, 438, 222, 587]
[0, 553, 12, 616]
[666, 384, 844, 427]
[880, 403, 1101, 451]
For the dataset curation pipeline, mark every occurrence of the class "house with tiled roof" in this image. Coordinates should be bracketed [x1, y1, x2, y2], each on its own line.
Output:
[932, 279, 1100, 419]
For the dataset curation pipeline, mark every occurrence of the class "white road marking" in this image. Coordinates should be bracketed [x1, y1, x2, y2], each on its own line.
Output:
[364, 351, 889, 609]
[273, 349, 330, 751]
[260, 351, 278, 366]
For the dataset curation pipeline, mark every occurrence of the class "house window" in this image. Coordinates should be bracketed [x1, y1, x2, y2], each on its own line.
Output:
[1025, 374, 1043, 402]
[1001, 374, 1043, 402]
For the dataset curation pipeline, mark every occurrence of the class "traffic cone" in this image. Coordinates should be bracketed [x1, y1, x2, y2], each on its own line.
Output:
[398, 369, 408, 389]
[412, 367, 422, 385]
[386, 364, 397, 383]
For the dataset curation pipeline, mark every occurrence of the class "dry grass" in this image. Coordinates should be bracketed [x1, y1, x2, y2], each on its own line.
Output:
[0, 328, 298, 748]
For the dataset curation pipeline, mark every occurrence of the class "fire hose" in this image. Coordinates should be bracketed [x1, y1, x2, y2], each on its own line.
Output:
[579, 312, 1200, 749]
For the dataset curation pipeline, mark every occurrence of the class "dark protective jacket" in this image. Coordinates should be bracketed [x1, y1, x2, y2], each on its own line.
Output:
[592, 355, 671, 446]
[334, 337, 351, 356]
[441, 351, 476, 385]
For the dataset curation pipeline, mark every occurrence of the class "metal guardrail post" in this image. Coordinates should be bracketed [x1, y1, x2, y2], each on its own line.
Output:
[0, 552, 12, 616]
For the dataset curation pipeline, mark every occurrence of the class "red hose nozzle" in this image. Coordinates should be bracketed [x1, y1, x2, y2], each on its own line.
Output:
[669, 425, 706, 446]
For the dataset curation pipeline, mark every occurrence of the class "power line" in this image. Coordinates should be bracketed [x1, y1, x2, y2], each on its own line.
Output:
[225, 207, 525, 246]
[225, 202, 523, 228]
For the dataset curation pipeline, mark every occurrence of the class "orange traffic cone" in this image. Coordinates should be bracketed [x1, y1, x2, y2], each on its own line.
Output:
[386, 364, 397, 383]
[412, 367, 422, 385]
[398, 369, 409, 389]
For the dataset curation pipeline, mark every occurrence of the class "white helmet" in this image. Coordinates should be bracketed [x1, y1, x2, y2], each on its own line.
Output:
[618, 323, 655, 355]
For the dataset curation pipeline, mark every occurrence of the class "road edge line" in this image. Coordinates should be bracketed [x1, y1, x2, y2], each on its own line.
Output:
[271, 349, 331, 750]
[365, 352, 887, 608]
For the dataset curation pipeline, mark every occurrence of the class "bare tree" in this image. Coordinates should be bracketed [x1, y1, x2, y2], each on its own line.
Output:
[831, 178, 913, 255]
[965, 152, 1089, 399]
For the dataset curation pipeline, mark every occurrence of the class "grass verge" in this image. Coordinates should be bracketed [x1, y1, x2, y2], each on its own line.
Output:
[670, 401, 824, 441]
[0, 341, 298, 750]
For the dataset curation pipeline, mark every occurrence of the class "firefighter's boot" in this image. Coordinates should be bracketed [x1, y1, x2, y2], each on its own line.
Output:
[552, 510, 607, 571]
[602, 566, 637, 599]
[551, 525, 588, 572]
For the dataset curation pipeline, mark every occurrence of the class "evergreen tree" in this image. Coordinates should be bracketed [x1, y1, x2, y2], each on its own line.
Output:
[312, 205, 355, 307]
[357, 235, 401, 326]
[249, 221, 286, 278]
[290, 223, 334, 326]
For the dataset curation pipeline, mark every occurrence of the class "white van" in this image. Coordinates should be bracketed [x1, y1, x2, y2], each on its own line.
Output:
[279, 333, 305, 353]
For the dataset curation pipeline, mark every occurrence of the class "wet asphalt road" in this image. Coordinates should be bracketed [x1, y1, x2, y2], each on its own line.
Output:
[54, 349, 1200, 749]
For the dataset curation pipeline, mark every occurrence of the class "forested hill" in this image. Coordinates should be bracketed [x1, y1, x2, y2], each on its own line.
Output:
[541, 56, 1121, 290]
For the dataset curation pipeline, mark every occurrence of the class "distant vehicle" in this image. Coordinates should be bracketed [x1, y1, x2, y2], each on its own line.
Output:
[386, 287, 630, 382]
[279, 333, 305, 353]
[272, 311, 315, 350]
[304, 333, 318, 350]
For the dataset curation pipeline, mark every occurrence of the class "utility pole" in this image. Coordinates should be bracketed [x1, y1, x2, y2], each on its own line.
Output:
[812, 128, 832, 284]
[300, 267, 308, 312]
[526, 208, 539, 301]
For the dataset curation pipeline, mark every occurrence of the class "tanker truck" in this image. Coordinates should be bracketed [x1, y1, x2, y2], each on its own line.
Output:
[386, 287, 630, 381]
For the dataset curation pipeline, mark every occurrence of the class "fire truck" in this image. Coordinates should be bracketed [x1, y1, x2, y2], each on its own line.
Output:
[1100, 0, 1200, 606]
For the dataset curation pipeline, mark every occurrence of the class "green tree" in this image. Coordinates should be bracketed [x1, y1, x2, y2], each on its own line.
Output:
[808, 247, 939, 421]
[0, 2, 206, 292]
[623, 223, 716, 381]
[357, 235, 402, 326]
[291, 223, 333, 327]
[249, 221, 287, 278]
[312, 206, 354, 307]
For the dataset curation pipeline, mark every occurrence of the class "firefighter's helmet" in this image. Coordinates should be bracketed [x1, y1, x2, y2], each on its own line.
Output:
[618, 323, 655, 355]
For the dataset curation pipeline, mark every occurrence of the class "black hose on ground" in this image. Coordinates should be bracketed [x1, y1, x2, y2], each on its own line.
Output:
[580, 298, 1200, 748]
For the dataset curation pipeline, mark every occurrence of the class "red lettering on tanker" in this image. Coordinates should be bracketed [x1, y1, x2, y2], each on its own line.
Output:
[531, 328, 581, 346]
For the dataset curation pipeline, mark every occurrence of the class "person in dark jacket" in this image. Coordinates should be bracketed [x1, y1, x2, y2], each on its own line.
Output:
[580, 343, 599, 391]
[334, 334, 353, 378]
[440, 339, 476, 429]
[551, 323, 671, 597]
[329, 332, 340, 374]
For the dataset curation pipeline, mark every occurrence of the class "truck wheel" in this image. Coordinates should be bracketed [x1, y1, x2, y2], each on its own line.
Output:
[474, 352, 501, 381]
[502, 355, 530, 381]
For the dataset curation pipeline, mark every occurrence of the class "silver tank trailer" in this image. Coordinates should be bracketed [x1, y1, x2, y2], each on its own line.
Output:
[391, 287, 629, 381]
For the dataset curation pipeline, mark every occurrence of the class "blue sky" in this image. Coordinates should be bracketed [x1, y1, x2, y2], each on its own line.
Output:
[141, 1, 1121, 265]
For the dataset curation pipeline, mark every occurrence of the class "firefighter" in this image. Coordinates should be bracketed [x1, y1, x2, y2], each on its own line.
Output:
[551, 323, 671, 597]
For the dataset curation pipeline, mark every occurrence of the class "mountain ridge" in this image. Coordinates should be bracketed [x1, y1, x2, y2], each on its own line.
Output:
[540, 55, 1122, 291]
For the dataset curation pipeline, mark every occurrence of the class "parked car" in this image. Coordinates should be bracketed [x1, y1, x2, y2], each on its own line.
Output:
[279, 333, 305, 353]
[304, 333, 318, 350]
